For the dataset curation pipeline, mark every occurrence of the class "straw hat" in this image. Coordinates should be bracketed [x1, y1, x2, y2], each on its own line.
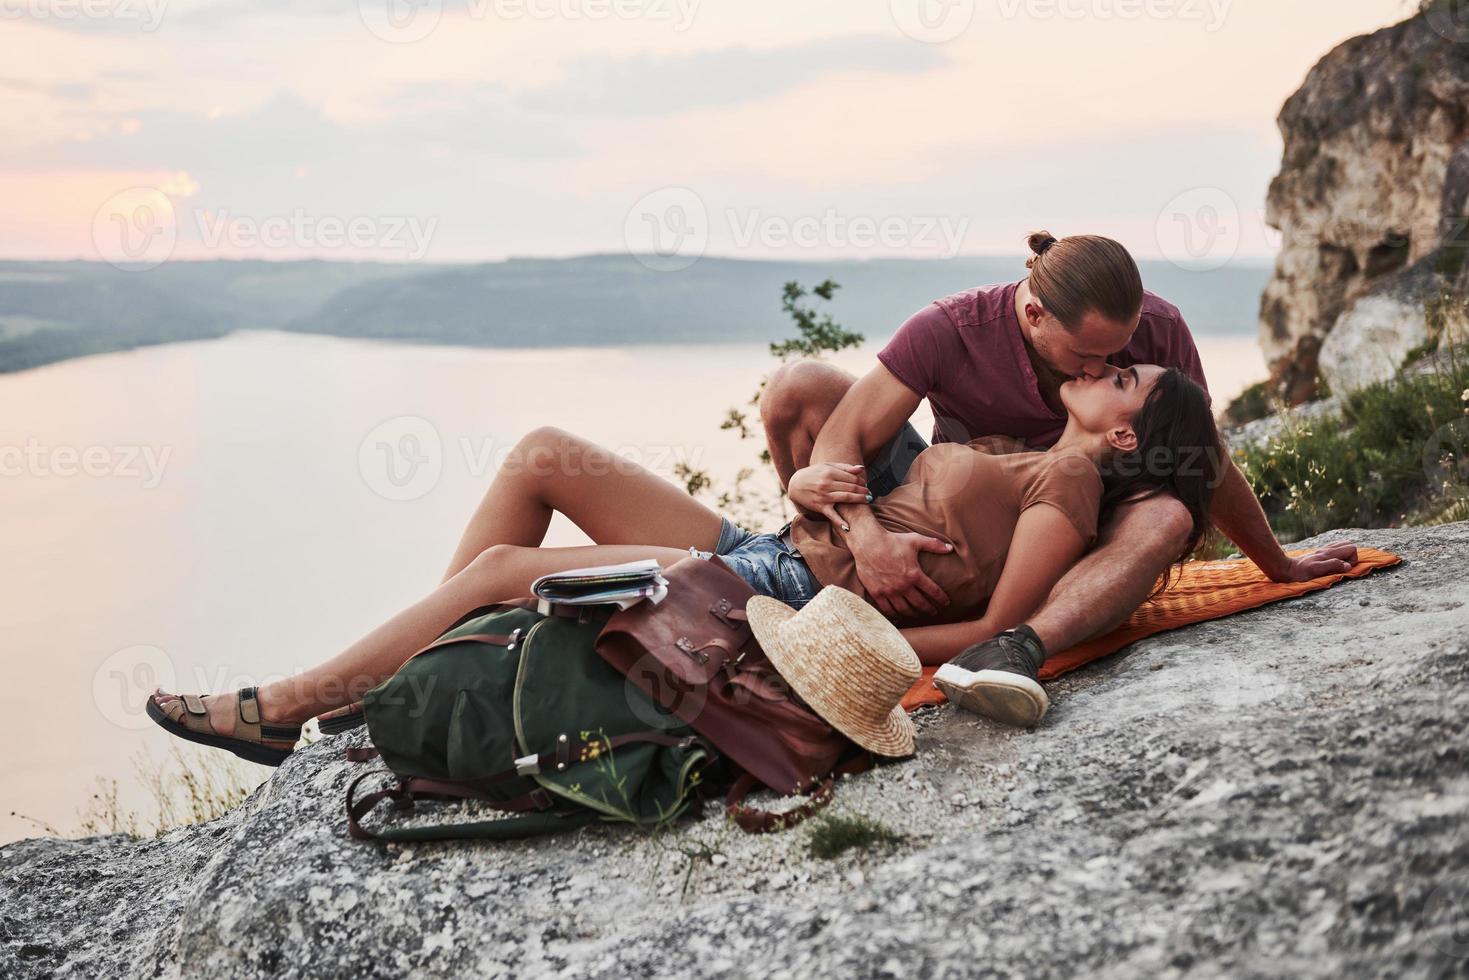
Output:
[745, 585, 921, 757]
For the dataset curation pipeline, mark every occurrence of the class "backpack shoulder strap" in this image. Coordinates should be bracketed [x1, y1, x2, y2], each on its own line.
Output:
[724, 751, 872, 834]
[346, 730, 700, 841]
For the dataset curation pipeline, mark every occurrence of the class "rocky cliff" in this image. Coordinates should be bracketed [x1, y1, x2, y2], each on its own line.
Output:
[3, 523, 1468, 979]
[1260, 4, 1469, 403]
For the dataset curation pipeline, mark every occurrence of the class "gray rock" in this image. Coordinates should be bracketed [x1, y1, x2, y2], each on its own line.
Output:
[4, 523, 1469, 979]
[1257, 9, 1469, 403]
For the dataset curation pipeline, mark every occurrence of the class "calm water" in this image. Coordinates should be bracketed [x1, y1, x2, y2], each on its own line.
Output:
[0, 330, 1265, 843]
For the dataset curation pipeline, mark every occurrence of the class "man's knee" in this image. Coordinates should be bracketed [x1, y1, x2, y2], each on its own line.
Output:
[1102, 493, 1196, 562]
[760, 360, 853, 434]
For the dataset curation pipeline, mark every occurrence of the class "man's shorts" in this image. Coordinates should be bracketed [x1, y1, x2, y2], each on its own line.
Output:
[863, 421, 930, 499]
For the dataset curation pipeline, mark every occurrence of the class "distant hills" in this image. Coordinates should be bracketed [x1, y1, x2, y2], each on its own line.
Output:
[0, 255, 1271, 374]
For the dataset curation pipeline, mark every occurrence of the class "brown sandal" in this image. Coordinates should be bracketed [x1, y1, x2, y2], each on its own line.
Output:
[146, 687, 302, 767]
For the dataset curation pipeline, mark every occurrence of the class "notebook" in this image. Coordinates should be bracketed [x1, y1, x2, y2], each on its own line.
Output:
[530, 558, 669, 612]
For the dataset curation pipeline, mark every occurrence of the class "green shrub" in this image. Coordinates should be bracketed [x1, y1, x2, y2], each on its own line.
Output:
[1236, 345, 1469, 540]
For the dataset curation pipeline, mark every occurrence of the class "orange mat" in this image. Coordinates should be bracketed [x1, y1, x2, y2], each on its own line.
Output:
[902, 546, 1403, 712]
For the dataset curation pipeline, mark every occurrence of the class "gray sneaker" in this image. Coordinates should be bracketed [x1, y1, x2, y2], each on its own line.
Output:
[933, 626, 1049, 727]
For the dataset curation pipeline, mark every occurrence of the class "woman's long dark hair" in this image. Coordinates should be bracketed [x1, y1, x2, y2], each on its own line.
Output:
[1099, 368, 1225, 594]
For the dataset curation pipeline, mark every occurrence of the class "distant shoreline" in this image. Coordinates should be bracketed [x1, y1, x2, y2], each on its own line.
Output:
[0, 254, 1272, 376]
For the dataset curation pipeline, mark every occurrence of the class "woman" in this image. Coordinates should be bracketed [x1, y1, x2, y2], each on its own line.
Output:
[148, 362, 1221, 765]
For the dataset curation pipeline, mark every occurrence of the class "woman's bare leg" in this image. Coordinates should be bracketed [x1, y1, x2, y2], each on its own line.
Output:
[441, 426, 727, 582]
[154, 543, 692, 743]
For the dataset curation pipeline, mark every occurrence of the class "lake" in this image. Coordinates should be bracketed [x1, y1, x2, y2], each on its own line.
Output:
[0, 330, 1265, 843]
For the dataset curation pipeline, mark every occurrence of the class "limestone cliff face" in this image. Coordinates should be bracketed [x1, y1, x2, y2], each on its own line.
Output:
[1260, 6, 1469, 403]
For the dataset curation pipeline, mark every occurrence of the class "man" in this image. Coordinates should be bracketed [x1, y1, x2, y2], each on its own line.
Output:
[760, 232, 1358, 726]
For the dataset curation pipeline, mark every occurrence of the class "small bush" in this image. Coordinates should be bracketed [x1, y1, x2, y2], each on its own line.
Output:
[1236, 327, 1469, 540]
[808, 814, 905, 859]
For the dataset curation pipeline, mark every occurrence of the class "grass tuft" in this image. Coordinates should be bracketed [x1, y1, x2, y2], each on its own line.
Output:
[808, 814, 905, 860]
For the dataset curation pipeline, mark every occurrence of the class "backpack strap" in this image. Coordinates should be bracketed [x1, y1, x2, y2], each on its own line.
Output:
[346, 730, 701, 841]
[724, 751, 872, 834]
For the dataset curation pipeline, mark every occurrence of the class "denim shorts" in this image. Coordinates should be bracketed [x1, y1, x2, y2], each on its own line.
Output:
[689, 517, 822, 610]
[866, 420, 929, 498]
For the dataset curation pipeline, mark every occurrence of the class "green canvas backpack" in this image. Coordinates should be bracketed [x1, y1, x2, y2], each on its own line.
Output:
[345, 601, 720, 842]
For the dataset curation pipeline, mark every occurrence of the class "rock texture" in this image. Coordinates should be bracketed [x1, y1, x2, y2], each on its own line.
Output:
[1259, 6, 1469, 403]
[4, 523, 1469, 979]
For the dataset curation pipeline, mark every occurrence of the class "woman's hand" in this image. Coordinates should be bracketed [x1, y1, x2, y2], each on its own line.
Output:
[787, 462, 870, 527]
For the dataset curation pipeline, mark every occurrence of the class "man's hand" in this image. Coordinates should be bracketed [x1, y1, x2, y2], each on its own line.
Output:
[1265, 540, 1359, 583]
[847, 524, 953, 618]
[787, 462, 870, 526]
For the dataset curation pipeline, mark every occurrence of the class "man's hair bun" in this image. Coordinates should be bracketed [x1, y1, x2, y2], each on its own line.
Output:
[1026, 231, 1059, 267]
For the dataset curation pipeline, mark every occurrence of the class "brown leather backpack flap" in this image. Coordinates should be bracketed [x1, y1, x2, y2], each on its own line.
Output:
[596, 555, 853, 795]
[600, 556, 757, 686]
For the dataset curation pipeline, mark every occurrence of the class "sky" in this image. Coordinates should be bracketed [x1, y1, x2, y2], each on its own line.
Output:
[0, 0, 1423, 266]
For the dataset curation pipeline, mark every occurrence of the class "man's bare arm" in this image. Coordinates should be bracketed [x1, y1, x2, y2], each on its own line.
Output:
[1210, 456, 1357, 582]
[788, 363, 953, 617]
[809, 363, 921, 471]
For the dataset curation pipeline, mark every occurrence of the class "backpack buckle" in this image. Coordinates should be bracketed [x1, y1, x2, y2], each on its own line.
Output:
[506, 627, 523, 651]
[514, 753, 540, 776]
[709, 598, 739, 630]
[676, 636, 710, 664]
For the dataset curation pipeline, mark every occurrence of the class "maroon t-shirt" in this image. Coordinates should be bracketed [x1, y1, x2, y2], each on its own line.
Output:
[876, 280, 1209, 449]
